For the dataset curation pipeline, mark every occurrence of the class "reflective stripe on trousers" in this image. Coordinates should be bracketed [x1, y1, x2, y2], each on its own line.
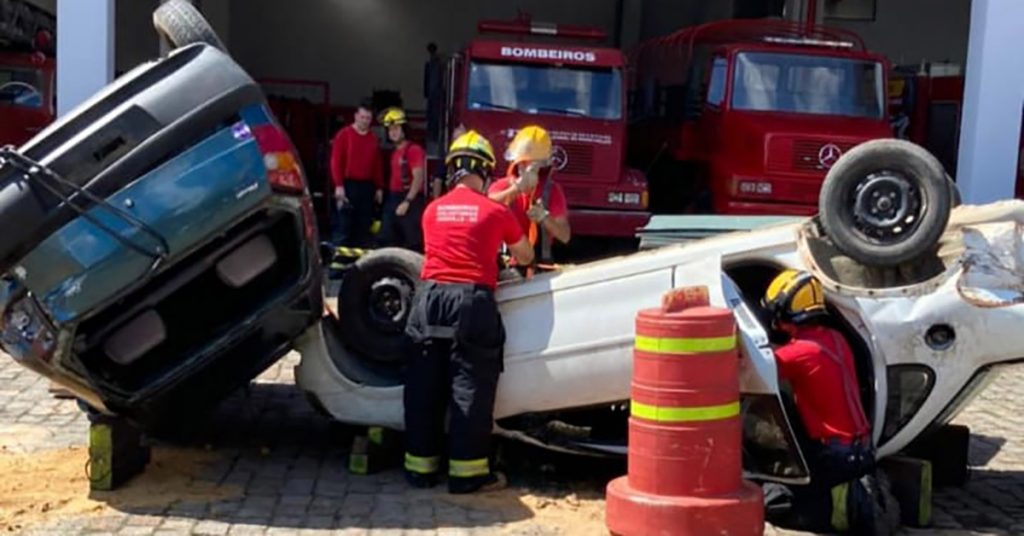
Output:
[404, 453, 440, 475]
[449, 458, 489, 478]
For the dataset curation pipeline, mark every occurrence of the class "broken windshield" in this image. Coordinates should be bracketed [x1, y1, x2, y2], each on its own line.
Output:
[467, 61, 622, 120]
[731, 52, 884, 119]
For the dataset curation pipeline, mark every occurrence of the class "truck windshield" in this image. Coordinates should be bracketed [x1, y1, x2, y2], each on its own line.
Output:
[468, 61, 622, 120]
[731, 52, 884, 119]
[0, 67, 44, 109]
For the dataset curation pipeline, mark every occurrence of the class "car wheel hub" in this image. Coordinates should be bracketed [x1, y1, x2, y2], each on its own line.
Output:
[853, 172, 922, 243]
[368, 276, 412, 331]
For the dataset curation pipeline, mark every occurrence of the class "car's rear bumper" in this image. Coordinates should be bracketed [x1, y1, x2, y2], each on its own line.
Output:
[9, 206, 323, 426]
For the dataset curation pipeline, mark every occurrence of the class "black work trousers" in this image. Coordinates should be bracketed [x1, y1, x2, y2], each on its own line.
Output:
[379, 192, 424, 252]
[765, 440, 880, 533]
[334, 179, 376, 248]
[403, 281, 505, 491]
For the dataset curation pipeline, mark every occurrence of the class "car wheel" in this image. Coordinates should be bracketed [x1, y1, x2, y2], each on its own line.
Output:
[819, 139, 952, 267]
[153, 0, 227, 52]
[338, 248, 423, 364]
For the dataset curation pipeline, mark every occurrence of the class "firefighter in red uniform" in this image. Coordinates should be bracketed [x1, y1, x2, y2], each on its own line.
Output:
[329, 102, 384, 248]
[403, 131, 535, 494]
[378, 107, 426, 251]
[489, 126, 571, 274]
[761, 269, 896, 534]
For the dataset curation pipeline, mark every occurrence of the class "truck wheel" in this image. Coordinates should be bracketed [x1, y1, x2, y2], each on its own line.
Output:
[153, 0, 226, 52]
[338, 248, 423, 364]
[818, 139, 952, 267]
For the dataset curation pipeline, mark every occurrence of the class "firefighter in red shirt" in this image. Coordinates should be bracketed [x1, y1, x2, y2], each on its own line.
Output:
[403, 131, 534, 494]
[761, 270, 895, 534]
[329, 102, 384, 247]
[489, 126, 571, 274]
[378, 107, 426, 251]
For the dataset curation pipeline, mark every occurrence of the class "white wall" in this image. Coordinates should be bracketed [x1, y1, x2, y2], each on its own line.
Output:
[226, 0, 619, 109]
[826, 0, 971, 67]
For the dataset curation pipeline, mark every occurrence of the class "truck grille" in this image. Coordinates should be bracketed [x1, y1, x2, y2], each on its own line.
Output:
[558, 143, 594, 177]
[792, 139, 858, 172]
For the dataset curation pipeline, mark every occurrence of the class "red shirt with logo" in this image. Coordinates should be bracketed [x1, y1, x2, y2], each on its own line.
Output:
[421, 186, 524, 289]
[329, 125, 383, 189]
[774, 324, 871, 443]
[388, 142, 426, 193]
[488, 172, 568, 236]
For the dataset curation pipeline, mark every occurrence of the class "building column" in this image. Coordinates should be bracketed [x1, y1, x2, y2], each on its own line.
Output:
[955, 0, 1024, 203]
[56, 0, 115, 117]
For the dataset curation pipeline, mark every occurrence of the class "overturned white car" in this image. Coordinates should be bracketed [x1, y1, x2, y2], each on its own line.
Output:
[295, 140, 1020, 484]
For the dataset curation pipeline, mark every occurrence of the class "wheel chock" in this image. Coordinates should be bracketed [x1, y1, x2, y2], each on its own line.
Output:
[88, 415, 150, 491]
[881, 456, 933, 528]
[348, 426, 400, 475]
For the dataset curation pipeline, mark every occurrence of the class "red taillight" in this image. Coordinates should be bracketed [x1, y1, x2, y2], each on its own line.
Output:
[252, 124, 306, 194]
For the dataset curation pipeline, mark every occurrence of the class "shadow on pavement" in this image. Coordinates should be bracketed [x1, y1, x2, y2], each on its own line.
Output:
[79, 381, 596, 532]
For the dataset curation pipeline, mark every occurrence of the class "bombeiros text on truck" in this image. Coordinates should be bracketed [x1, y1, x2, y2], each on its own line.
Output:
[439, 12, 651, 252]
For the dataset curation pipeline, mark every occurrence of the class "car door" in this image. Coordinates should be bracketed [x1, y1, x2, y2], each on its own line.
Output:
[674, 255, 810, 484]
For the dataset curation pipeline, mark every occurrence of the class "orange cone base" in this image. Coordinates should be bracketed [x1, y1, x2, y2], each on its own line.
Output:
[605, 476, 764, 536]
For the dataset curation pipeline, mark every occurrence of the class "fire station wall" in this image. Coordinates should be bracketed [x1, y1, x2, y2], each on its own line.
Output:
[225, 0, 621, 109]
[826, 0, 971, 67]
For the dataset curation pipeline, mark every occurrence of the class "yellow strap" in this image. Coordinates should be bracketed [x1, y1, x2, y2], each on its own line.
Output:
[630, 400, 740, 423]
[634, 334, 736, 354]
[404, 453, 440, 475]
[831, 482, 850, 531]
[449, 458, 490, 478]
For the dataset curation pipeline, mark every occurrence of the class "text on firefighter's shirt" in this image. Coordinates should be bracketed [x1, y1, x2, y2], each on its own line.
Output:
[437, 205, 480, 224]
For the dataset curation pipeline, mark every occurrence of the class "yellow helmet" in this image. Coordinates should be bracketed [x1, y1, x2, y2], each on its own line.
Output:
[505, 125, 553, 164]
[445, 130, 496, 186]
[762, 269, 827, 324]
[379, 107, 407, 127]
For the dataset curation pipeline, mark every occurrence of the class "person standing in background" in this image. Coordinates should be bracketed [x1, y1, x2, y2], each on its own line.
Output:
[424, 43, 444, 146]
[379, 107, 427, 251]
[329, 102, 383, 248]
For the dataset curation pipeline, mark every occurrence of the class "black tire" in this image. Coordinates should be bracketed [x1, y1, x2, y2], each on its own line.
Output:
[153, 0, 226, 52]
[338, 248, 423, 364]
[819, 139, 952, 267]
[946, 173, 962, 208]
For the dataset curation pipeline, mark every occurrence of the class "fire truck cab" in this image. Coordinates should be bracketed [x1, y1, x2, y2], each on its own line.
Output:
[628, 20, 893, 216]
[441, 14, 651, 244]
[0, 0, 55, 147]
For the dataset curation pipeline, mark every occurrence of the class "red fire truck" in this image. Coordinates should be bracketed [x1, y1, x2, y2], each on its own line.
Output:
[627, 19, 893, 215]
[439, 13, 650, 245]
[888, 67, 1024, 198]
[0, 0, 55, 147]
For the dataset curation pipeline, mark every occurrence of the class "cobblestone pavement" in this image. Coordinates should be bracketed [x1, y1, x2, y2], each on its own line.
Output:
[1, 350, 1023, 535]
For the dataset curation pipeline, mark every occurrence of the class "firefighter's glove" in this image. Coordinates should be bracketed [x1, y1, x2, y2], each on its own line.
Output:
[527, 200, 549, 223]
[515, 162, 541, 192]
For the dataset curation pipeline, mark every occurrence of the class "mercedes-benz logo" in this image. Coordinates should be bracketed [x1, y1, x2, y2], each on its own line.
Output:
[550, 145, 568, 171]
[818, 143, 843, 169]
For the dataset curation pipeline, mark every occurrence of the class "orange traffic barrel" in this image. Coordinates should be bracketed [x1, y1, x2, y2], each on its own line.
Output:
[606, 287, 763, 536]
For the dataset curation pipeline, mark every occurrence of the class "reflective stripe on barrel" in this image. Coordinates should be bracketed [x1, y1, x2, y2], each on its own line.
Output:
[630, 400, 740, 423]
[634, 333, 736, 354]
